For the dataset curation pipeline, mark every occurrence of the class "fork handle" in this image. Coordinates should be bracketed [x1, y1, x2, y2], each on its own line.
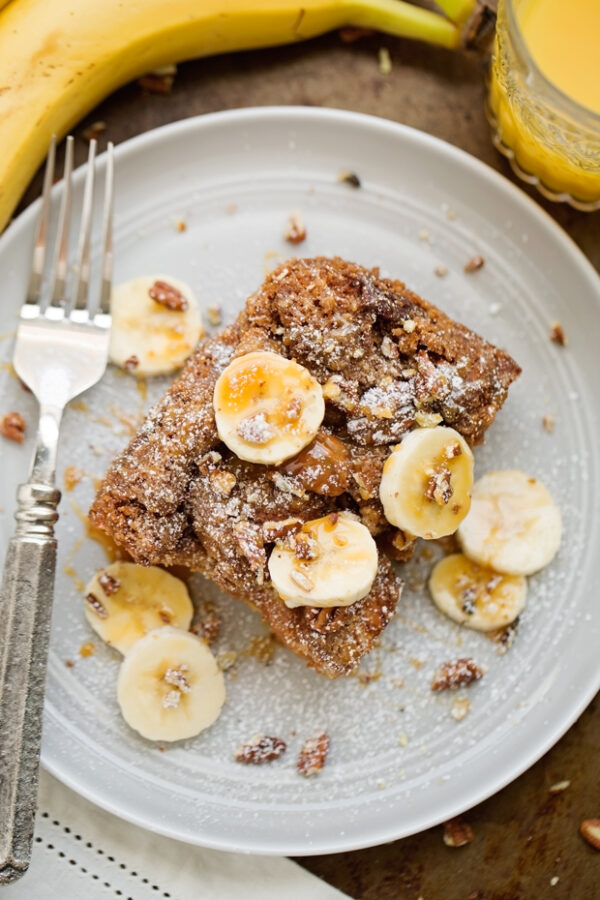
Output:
[0, 483, 60, 884]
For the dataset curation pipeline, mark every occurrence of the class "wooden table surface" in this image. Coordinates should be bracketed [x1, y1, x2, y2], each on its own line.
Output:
[18, 29, 600, 900]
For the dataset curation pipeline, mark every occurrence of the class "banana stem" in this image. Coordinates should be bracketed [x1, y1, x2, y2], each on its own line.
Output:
[347, 0, 460, 49]
[433, 0, 477, 25]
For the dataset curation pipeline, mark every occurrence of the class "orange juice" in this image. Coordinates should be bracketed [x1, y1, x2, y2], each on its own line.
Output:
[489, 0, 600, 207]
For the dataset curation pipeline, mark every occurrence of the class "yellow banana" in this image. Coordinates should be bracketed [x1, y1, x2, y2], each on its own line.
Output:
[0, 0, 460, 232]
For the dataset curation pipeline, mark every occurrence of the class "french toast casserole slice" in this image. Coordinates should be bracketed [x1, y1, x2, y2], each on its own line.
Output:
[90, 257, 521, 677]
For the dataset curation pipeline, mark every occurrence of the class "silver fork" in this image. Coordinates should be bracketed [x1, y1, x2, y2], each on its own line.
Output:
[0, 135, 114, 884]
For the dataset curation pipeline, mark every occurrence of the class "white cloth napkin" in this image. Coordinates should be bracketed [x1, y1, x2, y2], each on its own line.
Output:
[2, 769, 350, 900]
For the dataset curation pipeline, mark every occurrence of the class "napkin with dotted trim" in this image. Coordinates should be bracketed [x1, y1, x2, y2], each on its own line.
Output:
[2, 769, 350, 900]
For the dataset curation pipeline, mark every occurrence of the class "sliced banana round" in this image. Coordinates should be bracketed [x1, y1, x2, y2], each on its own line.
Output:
[84, 562, 193, 655]
[458, 469, 562, 575]
[109, 275, 203, 376]
[117, 627, 225, 742]
[379, 426, 474, 540]
[268, 511, 378, 609]
[213, 350, 325, 465]
[429, 552, 527, 631]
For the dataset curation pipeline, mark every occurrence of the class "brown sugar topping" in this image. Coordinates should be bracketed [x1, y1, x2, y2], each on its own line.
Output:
[149, 280, 188, 312]
[1, 411, 26, 443]
[235, 734, 287, 764]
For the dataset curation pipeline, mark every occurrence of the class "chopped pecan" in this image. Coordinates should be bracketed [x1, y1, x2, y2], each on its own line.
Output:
[425, 466, 453, 506]
[580, 819, 600, 851]
[83, 120, 107, 142]
[209, 469, 237, 497]
[261, 517, 303, 542]
[542, 414, 555, 433]
[337, 170, 361, 188]
[431, 658, 483, 692]
[98, 571, 120, 595]
[233, 521, 266, 582]
[303, 606, 344, 634]
[138, 70, 175, 94]
[284, 212, 306, 245]
[235, 734, 287, 764]
[487, 618, 519, 654]
[85, 592, 108, 619]
[192, 609, 221, 644]
[148, 280, 188, 312]
[550, 321, 567, 346]
[443, 817, 474, 847]
[124, 355, 139, 371]
[378, 528, 415, 562]
[451, 696, 470, 721]
[297, 733, 330, 776]
[464, 254, 485, 273]
[0, 411, 26, 443]
[293, 531, 319, 561]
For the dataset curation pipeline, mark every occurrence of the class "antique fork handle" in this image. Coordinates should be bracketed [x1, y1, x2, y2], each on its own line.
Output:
[0, 405, 62, 884]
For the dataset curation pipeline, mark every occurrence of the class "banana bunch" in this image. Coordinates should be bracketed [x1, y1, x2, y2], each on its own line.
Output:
[0, 0, 490, 233]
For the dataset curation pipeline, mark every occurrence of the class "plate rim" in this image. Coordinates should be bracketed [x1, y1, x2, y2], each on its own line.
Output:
[3, 105, 599, 855]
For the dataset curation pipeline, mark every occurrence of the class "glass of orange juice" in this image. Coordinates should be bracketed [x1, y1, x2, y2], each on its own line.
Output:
[488, 0, 600, 210]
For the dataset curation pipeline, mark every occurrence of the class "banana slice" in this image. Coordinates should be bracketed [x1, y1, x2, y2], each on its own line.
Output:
[429, 552, 527, 631]
[117, 627, 225, 742]
[109, 275, 203, 375]
[84, 562, 193, 654]
[458, 469, 562, 575]
[379, 426, 474, 539]
[213, 350, 325, 465]
[268, 511, 378, 609]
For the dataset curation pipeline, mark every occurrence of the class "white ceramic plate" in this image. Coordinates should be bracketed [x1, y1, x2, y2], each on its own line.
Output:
[1, 108, 599, 856]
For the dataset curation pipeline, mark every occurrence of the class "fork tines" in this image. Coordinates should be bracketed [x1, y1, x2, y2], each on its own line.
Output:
[26, 135, 114, 321]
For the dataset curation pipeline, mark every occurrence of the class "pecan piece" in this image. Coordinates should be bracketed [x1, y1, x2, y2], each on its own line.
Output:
[235, 734, 287, 764]
[284, 212, 306, 245]
[98, 571, 120, 595]
[124, 355, 139, 371]
[464, 254, 485, 273]
[148, 279, 188, 312]
[550, 321, 567, 346]
[261, 517, 303, 542]
[337, 170, 361, 188]
[425, 466, 453, 506]
[233, 521, 266, 583]
[297, 733, 330, 776]
[83, 120, 107, 142]
[431, 658, 483, 692]
[443, 817, 474, 847]
[580, 819, 600, 851]
[85, 592, 108, 619]
[0, 411, 26, 443]
[303, 606, 345, 634]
